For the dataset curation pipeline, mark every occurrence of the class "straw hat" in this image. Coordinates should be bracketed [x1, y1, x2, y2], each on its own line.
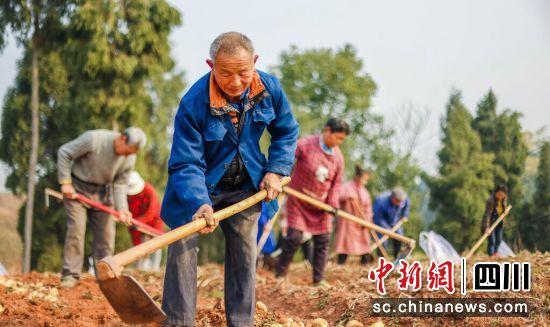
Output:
[127, 171, 145, 196]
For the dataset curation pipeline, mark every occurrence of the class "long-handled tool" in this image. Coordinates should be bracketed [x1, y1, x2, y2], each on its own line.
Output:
[45, 188, 164, 237]
[465, 205, 512, 260]
[284, 187, 416, 261]
[369, 216, 408, 254]
[283, 187, 415, 247]
[347, 198, 388, 258]
[369, 230, 390, 258]
[367, 231, 380, 261]
[257, 195, 285, 255]
[95, 177, 291, 324]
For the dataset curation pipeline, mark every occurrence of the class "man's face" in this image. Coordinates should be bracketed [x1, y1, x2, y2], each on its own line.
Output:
[322, 129, 348, 148]
[114, 136, 140, 156]
[391, 196, 402, 207]
[207, 48, 258, 100]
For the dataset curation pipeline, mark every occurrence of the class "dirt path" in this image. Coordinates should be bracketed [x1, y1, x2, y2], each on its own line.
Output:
[0, 252, 548, 326]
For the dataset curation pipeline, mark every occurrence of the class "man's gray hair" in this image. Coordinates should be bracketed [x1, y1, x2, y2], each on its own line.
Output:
[123, 127, 147, 149]
[209, 32, 255, 60]
[391, 186, 408, 201]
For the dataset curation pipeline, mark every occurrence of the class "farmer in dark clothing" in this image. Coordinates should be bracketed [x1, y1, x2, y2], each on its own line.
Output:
[481, 184, 508, 257]
[160, 32, 298, 327]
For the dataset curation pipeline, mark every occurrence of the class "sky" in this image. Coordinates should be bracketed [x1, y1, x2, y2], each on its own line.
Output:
[1, 0, 549, 191]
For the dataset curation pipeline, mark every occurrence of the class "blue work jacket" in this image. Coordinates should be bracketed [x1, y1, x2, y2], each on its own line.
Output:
[161, 70, 299, 229]
[373, 191, 411, 234]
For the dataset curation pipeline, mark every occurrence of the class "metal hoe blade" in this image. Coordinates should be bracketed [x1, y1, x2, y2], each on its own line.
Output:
[98, 274, 166, 324]
[395, 242, 416, 263]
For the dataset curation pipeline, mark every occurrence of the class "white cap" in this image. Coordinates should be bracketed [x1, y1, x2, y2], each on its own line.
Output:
[124, 127, 147, 149]
[391, 186, 407, 201]
[127, 171, 145, 196]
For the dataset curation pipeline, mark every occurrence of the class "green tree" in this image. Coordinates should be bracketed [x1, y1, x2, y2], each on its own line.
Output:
[519, 141, 550, 251]
[1, 0, 70, 272]
[429, 90, 496, 251]
[0, 1, 184, 270]
[61, 1, 184, 186]
[271, 45, 421, 189]
[0, 47, 71, 270]
[271, 45, 378, 168]
[471, 90, 498, 152]
[472, 90, 528, 246]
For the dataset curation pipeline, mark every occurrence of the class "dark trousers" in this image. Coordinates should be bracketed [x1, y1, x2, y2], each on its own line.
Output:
[301, 238, 314, 264]
[276, 231, 314, 264]
[161, 190, 261, 327]
[487, 222, 504, 256]
[337, 253, 372, 265]
[276, 228, 330, 283]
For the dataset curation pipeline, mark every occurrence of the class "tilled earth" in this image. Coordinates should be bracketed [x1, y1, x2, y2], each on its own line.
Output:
[0, 251, 548, 326]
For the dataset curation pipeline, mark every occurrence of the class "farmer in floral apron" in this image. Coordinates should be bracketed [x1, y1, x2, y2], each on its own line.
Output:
[276, 118, 349, 286]
[334, 164, 374, 265]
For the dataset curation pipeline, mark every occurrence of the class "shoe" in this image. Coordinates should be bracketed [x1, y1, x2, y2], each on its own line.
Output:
[262, 255, 278, 271]
[313, 280, 330, 288]
[60, 275, 78, 289]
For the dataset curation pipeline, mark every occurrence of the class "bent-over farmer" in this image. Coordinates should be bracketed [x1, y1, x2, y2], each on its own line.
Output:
[160, 32, 299, 327]
[57, 127, 147, 288]
[373, 186, 410, 258]
[127, 171, 164, 271]
[334, 164, 374, 265]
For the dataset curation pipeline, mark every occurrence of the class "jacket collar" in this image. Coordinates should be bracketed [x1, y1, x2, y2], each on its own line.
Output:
[318, 134, 335, 156]
[208, 71, 268, 116]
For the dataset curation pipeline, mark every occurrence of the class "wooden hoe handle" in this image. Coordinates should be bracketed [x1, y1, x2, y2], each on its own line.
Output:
[97, 177, 291, 280]
[283, 186, 415, 245]
[465, 205, 512, 260]
[45, 188, 163, 237]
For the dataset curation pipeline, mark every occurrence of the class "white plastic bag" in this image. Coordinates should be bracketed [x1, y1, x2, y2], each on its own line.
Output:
[0, 261, 7, 276]
[87, 257, 95, 276]
[419, 231, 461, 263]
[498, 241, 516, 258]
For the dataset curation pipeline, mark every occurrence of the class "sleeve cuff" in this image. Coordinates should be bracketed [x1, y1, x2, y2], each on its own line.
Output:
[266, 163, 291, 176]
[115, 202, 129, 212]
[59, 178, 72, 185]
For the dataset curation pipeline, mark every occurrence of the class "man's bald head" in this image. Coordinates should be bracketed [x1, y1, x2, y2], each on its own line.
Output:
[209, 32, 255, 61]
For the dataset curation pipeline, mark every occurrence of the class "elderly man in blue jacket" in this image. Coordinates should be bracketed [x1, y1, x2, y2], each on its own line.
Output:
[373, 187, 410, 258]
[160, 32, 299, 327]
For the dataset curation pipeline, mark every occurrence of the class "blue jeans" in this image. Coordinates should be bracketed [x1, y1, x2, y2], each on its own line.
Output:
[161, 189, 261, 327]
[487, 222, 503, 256]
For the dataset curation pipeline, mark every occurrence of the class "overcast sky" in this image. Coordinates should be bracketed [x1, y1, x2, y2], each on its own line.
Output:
[1, 0, 549, 190]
